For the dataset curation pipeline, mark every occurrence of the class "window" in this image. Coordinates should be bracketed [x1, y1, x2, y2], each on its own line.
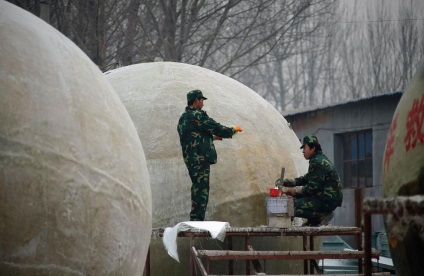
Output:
[341, 130, 373, 188]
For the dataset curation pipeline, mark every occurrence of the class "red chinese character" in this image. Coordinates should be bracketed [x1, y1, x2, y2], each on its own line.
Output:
[384, 113, 398, 172]
[404, 94, 424, 151]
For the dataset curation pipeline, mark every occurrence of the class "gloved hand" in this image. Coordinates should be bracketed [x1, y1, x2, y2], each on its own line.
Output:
[282, 178, 296, 187]
[281, 187, 296, 196]
[214, 136, 223, 141]
[234, 125, 243, 132]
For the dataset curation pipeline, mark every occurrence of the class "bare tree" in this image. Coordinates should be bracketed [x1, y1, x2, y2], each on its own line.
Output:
[115, 0, 142, 66]
[397, 2, 420, 89]
[48, 0, 128, 69]
[6, 0, 42, 15]
[365, 1, 394, 95]
[319, 13, 341, 104]
[237, 0, 340, 111]
[19, 0, 424, 112]
[8, 0, 339, 109]
[334, 1, 365, 100]
[115, 0, 338, 77]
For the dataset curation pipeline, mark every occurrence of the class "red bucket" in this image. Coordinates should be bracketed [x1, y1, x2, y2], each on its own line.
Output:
[269, 188, 279, 197]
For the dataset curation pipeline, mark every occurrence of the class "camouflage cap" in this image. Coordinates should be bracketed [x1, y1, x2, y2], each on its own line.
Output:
[187, 89, 207, 101]
[300, 135, 319, 149]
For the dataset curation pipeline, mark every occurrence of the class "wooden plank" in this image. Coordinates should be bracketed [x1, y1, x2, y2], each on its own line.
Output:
[151, 226, 362, 238]
[197, 249, 380, 261]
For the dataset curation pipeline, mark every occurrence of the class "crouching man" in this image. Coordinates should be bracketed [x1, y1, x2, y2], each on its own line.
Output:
[280, 135, 343, 226]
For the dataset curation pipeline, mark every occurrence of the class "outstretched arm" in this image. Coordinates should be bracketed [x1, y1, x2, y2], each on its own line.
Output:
[197, 112, 236, 138]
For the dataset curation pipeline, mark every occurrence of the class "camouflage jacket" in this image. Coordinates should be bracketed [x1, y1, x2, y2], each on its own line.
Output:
[177, 106, 235, 165]
[295, 152, 343, 205]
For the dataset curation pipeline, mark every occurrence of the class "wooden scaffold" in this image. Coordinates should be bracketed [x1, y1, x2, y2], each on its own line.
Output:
[147, 226, 384, 276]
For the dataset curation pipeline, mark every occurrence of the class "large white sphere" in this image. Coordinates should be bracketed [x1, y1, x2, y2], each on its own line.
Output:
[382, 64, 424, 275]
[105, 62, 307, 228]
[0, 2, 152, 275]
[106, 62, 308, 274]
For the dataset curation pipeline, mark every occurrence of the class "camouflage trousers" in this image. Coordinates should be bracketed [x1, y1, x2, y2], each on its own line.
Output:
[293, 196, 337, 224]
[186, 162, 211, 221]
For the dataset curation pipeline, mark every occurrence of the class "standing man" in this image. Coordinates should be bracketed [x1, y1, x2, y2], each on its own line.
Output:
[280, 135, 343, 226]
[177, 89, 243, 221]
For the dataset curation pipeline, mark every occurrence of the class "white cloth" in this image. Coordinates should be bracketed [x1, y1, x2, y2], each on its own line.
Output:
[162, 221, 230, 262]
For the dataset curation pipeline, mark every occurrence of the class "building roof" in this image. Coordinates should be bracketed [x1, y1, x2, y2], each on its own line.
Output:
[282, 91, 403, 117]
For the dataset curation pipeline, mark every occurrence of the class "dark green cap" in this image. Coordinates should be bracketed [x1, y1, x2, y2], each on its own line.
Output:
[187, 89, 207, 101]
[300, 135, 319, 149]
